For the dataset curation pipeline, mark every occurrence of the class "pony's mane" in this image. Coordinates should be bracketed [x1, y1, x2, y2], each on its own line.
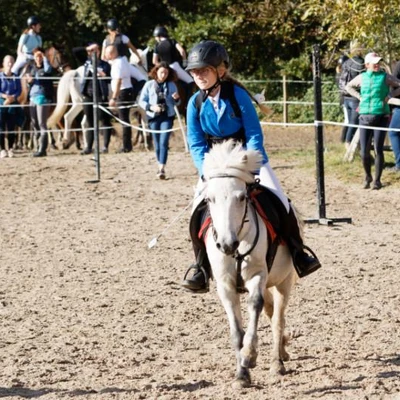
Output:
[203, 140, 263, 183]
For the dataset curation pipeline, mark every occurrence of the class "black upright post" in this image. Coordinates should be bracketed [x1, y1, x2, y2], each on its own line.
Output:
[312, 44, 326, 219]
[92, 51, 101, 182]
[306, 45, 352, 225]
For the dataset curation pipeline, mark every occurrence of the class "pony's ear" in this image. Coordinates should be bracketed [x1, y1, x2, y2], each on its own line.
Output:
[240, 154, 248, 164]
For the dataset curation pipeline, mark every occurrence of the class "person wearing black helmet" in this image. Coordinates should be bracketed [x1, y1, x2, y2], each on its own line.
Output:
[152, 25, 193, 85]
[181, 40, 321, 293]
[101, 18, 142, 64]
[12, 16, 43, 75]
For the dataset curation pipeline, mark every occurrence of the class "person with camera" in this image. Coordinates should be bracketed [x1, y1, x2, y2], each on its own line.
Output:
[139, 62, 180, 179]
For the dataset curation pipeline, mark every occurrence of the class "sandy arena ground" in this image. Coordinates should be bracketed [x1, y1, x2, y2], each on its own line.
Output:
[0, 126, 399, 399]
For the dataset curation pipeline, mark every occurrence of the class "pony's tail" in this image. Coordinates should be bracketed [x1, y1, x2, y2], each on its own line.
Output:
[47, 69, 76, 128]
[224, 75, 272, 116]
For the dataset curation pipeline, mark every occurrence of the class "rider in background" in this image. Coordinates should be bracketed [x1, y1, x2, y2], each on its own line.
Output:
[101, 18, 142, 63]
[152, 26, 193, 86]
[181, 40, 321, 293]
[12, 16, 43, 76]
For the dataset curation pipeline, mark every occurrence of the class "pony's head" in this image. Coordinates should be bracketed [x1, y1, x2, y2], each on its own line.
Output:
[203, 140, 263, 255]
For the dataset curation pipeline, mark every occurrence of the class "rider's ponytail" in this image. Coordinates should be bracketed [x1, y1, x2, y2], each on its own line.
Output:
[222, 73, 272, 116]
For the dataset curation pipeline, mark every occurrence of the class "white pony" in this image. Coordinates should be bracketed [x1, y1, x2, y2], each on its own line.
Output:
[202, 140, 298, 388]
[47, 66, 88, 149]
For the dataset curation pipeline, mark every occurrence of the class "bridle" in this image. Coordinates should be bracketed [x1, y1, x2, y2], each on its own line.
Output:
[207, 174, 260, 293]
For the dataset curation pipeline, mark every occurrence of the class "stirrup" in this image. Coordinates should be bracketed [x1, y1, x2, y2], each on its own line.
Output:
[182, 264, 210, 293]
[293, 245, 321, 278]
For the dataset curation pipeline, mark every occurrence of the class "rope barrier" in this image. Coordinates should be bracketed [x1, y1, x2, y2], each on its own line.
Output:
[2, 115, 400, 136]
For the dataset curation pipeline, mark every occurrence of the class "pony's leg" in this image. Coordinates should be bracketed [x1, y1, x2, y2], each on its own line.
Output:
[240, 272, 266, 370]
[269, 277, 293, 376]
[81, 115, 88, 150]
[63, 105, 83, 148]
[215, 280, 250, 388]
[264, 288, 290, 362]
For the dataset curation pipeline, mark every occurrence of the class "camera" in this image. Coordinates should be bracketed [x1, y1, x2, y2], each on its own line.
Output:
[157, 92, 167, 114]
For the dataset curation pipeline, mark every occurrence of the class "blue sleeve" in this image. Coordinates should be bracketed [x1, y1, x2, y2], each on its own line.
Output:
[234, 86, 269, 164]
[43, 57, 52, 74]
[186, 92, 208, 176]
[138, 81, 151, 111]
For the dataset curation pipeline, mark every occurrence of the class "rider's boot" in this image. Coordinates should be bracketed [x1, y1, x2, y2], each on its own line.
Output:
[181, 248, 211, 293]
[181, 198, 211, 292]
[285, 206, 321, 278]
[33, 133, 48, 157]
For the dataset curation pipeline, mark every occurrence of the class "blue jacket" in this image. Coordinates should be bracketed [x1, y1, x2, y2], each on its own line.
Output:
[0, 72, 22, 99]
[187, 84, 268, 176]
[139, 80, 180, 119]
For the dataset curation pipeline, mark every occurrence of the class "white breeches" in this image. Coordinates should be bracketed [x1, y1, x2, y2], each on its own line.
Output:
[257, 162, 290, 212]
[129, 64, 148, 82]
[12, 54, 33, 75]
[169, 61, 193, 84]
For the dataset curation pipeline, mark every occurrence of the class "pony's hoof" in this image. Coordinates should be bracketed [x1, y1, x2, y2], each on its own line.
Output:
[232, 377, 251, 389]
[62, 141, 70, 150]
[270, 359, 286, 376]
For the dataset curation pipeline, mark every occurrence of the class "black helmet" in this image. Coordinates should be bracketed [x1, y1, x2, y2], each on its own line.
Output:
[107, 18, 119, 31]
[153, 26, 169, 38]
[27, 16, 40, 27]
[186, 40, 229, 71]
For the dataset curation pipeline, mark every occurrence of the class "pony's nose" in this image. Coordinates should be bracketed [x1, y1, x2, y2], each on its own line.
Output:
[216, 240, 239, 255]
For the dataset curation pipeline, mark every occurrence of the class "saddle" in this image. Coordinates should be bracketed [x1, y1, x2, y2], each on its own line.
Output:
[189, 182, 286, 271]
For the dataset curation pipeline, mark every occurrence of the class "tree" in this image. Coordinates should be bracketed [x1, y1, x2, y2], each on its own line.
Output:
[300, 0, 400, 68]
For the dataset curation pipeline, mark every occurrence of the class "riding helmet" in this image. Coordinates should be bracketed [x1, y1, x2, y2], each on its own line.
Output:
[186, 40, 229, 71]
[153, 26, 169, 38]
[107, 18, 119, 31]
[27, 16, 40, 27]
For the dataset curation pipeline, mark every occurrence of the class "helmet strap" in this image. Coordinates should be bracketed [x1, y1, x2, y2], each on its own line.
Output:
[203, 78, 221, 101]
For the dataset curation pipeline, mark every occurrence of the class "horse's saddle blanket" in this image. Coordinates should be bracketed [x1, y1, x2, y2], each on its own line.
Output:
[190, 184, 286, 270]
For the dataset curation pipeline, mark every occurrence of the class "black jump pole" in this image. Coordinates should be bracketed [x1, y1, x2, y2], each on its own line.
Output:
[306, 44, 352, 225]
[87, 51, 101, 183]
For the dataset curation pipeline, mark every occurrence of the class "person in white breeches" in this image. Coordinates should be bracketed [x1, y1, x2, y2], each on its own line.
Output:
[12, 16, 43, 76]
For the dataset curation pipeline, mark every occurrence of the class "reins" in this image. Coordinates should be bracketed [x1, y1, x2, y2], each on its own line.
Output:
[207, 174, 260, 293]
[235, 193, 260, 293]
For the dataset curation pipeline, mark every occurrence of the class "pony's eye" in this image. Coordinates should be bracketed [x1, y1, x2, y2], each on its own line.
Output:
[238, 193, 246, 202]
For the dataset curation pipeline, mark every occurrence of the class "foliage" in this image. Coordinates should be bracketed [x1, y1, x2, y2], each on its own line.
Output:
[299, 0, 400, 67]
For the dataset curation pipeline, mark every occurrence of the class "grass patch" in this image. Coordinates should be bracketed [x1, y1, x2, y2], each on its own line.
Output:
[272, 143, 400, 188]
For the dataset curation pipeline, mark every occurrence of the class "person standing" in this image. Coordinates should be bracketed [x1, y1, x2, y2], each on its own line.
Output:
[0, 55, 22, 158]
[346, 52, 400, 189]
[26, 48, 53, 157]
[338, 41, 365, 148]
[12, 16, 43, 75]
[139, 62, 180, 179]
[181, 40, 321, 292]
[73, 43, 113, 154]
[387, 60, 400, 173]
[105, 44, 134, 153]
